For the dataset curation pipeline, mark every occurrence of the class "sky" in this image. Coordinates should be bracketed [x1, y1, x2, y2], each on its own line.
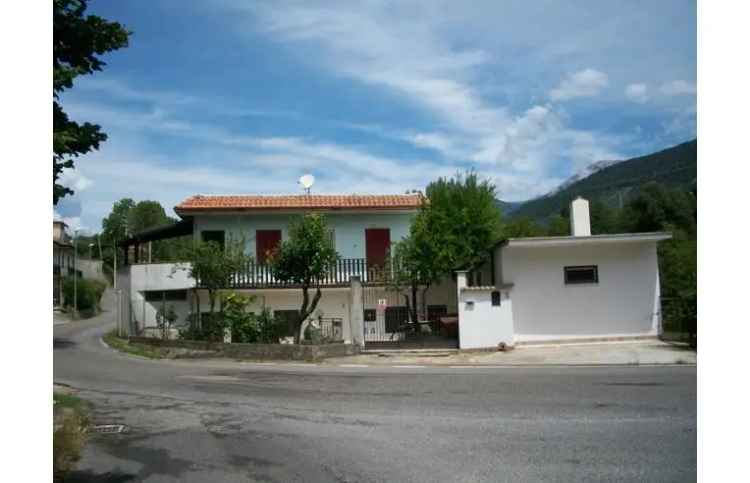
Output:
[55, 0, 697, 233]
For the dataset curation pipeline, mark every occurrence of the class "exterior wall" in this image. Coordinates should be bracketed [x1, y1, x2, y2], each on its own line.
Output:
[456, 272, 514, 349]
[126, 263, 195, 332]
[192, 212, 414, 260]
[76, 259, 108, 283]
[500, 242, 661, 342]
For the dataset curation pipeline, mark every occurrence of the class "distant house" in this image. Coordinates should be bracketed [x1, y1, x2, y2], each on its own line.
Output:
[53, 220, 76, 307]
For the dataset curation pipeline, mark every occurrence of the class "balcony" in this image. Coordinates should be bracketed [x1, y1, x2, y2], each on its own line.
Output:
[203, 258, 393, 289]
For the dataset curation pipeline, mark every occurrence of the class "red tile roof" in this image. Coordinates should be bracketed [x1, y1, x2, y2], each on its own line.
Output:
[175, 194, 423, 214]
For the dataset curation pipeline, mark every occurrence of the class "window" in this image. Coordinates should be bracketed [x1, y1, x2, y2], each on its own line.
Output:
[491, 291, 501, 306]
[363, 309, 377, 322]
[201, 230, 225, 250]
[144, 290, 188, 302]
[564, 265, 599, 284]
[256, 230, 282, 263]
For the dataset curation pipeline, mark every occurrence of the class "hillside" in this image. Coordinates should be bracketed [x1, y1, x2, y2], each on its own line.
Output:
[504, 139, 697, 220]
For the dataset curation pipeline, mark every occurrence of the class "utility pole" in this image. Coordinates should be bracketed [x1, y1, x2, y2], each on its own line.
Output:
[97, 234, 103, 260]
[73, 231, 78, 319]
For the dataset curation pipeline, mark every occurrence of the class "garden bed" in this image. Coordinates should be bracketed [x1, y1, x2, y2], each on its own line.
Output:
[127, 336, 359, 362]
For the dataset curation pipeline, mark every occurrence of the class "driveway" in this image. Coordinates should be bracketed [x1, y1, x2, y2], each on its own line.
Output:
[326, 339, 696, 367]
[55, 291, 696, 482]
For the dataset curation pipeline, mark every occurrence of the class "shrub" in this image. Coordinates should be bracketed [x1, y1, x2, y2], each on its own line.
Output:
[62, 277, 106, 312]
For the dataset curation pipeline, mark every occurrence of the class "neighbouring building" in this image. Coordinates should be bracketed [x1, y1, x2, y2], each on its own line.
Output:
[53, 220, 76, 307]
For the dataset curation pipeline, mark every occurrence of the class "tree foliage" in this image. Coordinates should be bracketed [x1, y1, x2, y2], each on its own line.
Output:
[181, 237, 250, 317]
[420, 171, 502, 274]
[269, 214, 338, 343]
[53, 0, 129, 204]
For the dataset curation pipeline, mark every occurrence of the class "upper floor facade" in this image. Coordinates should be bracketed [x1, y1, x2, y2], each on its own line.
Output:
[175, 194, 422, 271]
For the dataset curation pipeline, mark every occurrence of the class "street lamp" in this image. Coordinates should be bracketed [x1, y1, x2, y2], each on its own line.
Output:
[73, 230, 79, 319]
[88, 242, 94, 260]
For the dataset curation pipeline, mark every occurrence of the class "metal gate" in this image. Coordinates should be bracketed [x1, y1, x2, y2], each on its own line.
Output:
[361, 284, 458, 349]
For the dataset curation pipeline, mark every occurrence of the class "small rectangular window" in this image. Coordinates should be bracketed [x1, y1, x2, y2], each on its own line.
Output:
[363, 309, 377, 322]
[564, 265, 599, 284]
[491, 291, 501, 306]
[201, 230, 225, 250]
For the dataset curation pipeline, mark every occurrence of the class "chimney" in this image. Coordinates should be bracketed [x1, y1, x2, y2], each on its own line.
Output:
[570, 197, 591, 236]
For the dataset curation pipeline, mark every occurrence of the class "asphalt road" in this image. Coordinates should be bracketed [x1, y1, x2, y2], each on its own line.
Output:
[54, 297, 696, 482]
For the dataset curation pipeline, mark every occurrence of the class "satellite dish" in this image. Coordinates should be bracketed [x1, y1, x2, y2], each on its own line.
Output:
[299, 174, 315, 193]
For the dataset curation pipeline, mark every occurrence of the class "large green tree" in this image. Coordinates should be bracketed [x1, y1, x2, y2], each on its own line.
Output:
[54, 0, 129, 204]
[419, 171, 503, 276]
[270, 214, 339, 343]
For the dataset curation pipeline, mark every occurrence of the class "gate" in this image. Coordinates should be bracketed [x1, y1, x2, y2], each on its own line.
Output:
[361, 284, 458, 349]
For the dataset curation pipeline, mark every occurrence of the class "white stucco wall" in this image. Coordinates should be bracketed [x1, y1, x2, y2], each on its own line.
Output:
[498, 241, 661, 342]
[456, 273, 514, 349]
[192, 212, 414, 260]
[126, 263, 195, 331]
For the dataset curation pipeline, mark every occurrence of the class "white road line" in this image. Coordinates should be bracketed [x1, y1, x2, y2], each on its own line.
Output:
[338, 364, 369, 368]
[251, 362, 278, 365]
[286, 363, 313, 367]
[99, 337, 108, 349]
[392, 365, 426, 368]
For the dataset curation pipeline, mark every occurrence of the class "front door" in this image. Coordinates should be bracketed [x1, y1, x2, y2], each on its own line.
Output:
[256, 230, 282, 263]
[365, 228, 390, 269]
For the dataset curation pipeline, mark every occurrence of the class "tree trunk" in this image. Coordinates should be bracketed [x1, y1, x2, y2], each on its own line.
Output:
[194, 289, 202, 330]
[296, 284, 323, 344]
[410, 282, 419, 324]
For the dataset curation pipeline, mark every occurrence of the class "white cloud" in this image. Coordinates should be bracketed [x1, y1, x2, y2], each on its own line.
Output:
[549, 68, 609, 101]
[660, 80, 696, 96]
[625, 83, 649, 103]
[58, 168, 93, 192]
[53, 210, 87, 233]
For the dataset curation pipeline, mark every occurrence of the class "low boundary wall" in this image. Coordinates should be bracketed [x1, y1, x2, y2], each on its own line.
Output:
[128, 336, 359, 362]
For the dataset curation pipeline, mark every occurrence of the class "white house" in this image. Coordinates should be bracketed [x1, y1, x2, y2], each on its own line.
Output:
[116, 193, 669, 350]
[457, 197, 671, 349]
[117, 193, 458, 344]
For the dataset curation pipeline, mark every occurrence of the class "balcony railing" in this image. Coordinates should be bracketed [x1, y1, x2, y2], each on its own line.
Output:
[200, 258, 394, 289]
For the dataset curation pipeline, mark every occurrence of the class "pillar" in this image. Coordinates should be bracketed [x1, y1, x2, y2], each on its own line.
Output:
[349, 276, 364, 347]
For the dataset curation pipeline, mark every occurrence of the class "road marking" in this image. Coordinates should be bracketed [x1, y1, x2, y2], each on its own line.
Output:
[392, 365, 425, 368]
[99, 337, 108, 349]
[252, 362, 278, 365]
[286, 363, 313, 367]
[338, 364, 369, 368]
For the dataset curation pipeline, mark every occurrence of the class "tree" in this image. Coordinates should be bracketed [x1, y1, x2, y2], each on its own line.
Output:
[179, 237, 250, 334]
[419, 171, 502, 276]
[502, 216, 545, 238]
[269, 214, 339, 343]
[54, 0, 129, 204]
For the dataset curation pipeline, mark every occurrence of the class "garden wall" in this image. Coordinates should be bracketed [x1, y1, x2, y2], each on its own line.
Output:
[128, 336, 359, 362]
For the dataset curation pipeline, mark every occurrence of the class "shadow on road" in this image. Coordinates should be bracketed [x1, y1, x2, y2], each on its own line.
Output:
[54, 338, 77, 349]
[65, 470, 136, 482]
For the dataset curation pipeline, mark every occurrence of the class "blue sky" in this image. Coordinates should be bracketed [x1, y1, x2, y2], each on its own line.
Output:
[55, 0, 696, 232]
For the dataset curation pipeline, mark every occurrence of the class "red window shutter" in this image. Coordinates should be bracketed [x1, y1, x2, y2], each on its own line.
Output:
[256, 230, 282, 263]
[365, 228, 390, 268]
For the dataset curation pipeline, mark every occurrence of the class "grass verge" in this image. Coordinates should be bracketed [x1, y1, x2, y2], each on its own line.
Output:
[53, 392, 90, 480]
[102, 330, 173, 359]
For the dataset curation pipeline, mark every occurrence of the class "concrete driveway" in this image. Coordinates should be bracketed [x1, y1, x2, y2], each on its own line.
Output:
[327, 340, 696, 367]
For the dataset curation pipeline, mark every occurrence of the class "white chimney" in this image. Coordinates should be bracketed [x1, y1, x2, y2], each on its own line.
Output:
[570, 197, 591, 236]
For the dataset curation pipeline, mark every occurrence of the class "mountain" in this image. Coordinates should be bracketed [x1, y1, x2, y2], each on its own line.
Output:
[495, 199, 524, 216]
[500, 139, 697, 221]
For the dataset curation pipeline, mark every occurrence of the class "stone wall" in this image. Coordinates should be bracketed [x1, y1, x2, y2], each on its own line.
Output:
[128, 336, 359, 362]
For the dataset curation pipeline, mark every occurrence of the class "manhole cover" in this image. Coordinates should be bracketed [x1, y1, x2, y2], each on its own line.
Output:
[92, 424, 127, 434]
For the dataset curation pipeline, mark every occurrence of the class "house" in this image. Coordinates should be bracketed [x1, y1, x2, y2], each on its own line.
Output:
[116, 193, 670, 350]
[457, 197, 671, 349]
[116, 194, 459, 343]
[53, 220, 76, 306]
